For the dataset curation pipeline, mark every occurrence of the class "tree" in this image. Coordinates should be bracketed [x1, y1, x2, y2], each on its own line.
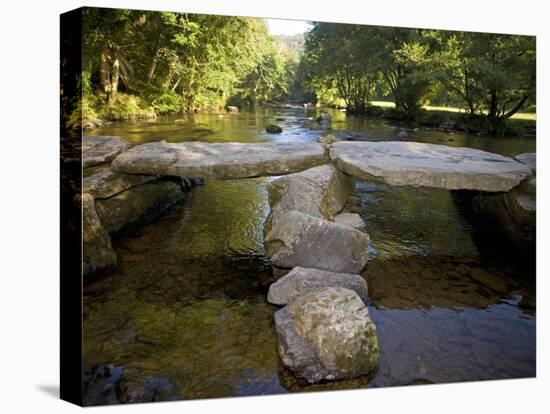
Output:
[435, 31, 535, 133]
[303, 23, 379, 113]
[369, 27, 435, 119]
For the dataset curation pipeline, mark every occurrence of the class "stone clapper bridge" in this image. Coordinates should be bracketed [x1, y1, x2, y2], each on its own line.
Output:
[88, 136, 535, 384]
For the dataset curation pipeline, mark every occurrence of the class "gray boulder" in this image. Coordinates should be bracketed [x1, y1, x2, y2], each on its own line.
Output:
[267, 267, 368, 305]
[95, 180, 184, 235]
[82, 193, 117, 276]
[83, 136, 129, 168]
[472, 176, 536, 251]
[330, 141, 532, 192]
[274, 287, 379, 383]
[334, 212, 366, 232]
[266, 210, 369, 273]
[267, 164, 355, 219]
[264, 165, 369, 273]
[83, 168, 158, 199]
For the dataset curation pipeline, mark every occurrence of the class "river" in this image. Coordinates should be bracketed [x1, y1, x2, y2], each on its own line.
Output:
[82, 107, 536, 403]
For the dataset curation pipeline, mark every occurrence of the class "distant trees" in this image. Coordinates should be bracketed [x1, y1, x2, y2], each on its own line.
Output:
[302, 23, 536, 131]
[434, 31, 536, 133]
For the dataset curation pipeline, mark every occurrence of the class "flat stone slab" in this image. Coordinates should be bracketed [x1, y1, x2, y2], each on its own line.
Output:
[330, 141, 532, 192]
[83, 136, 129, 168]
[267, 266, 368, 305]
[515, 153, 536, 173]
[112, 141, 327, 179]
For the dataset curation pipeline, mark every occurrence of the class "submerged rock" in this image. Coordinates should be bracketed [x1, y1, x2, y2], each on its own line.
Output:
[467, 268, 508, 294]
[112, 141, 326, 179]
[316, 111, 332, 123]
[397, 129, 408, 138]
[266, 124, 283, 133]
[274, 287, 379, 383]
[330, 141, 532, 192]
[83, 136, 129, 168]
[115, 374, 175, 404]
[267, 266, 368, 305]
[82, 193, 117, 276]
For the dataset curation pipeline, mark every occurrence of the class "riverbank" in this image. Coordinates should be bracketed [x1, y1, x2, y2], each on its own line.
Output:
[69, 94, 536, 139]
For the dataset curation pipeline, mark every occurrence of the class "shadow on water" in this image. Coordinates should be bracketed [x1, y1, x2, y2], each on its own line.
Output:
[83, 108, 535, 404]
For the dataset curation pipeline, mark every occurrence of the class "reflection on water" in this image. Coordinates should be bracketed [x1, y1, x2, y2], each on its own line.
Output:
[83, 108, 535, 404]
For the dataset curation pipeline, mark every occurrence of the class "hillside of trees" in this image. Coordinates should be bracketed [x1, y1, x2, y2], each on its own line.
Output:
[63, 8, 536, 136]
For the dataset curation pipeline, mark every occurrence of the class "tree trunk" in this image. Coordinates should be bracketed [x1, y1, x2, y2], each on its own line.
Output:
[147, 33, 163, 81]
[502, 95, 529, 120]
[108, 58, 120, 106]
[100, 45, 111, 95]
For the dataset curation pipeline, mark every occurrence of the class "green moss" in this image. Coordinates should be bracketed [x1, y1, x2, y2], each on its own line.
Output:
[334, 331, 379, 376]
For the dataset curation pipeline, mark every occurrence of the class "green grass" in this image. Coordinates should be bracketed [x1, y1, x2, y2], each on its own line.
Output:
[369, 101, 536, 121]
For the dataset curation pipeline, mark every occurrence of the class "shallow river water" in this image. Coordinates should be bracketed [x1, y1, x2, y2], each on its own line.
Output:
[83, 107, 536, 404]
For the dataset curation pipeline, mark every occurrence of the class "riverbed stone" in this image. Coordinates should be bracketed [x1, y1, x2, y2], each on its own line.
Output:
[266, 210, 369, 273]
[267, 267, 368, 305]
[330, 141, 532, 192]
[83, 136, 129, 168]
[82, 193, 117, 276]
[334, 212, 366, 232]
[274, 287, 379, 383]
[472, 176, 536, 251]
[112, 141, 326, 179]
[267, 164, 355, 219]
[95, 179, 185, 234]
[83, 168, 159, 199]
[266, 124, 283, 133]
[467, 268, 508, 294]
[264, 165, 368, 273]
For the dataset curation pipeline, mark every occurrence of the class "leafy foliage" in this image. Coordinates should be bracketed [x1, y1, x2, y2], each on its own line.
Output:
[73, 7, 535, 136]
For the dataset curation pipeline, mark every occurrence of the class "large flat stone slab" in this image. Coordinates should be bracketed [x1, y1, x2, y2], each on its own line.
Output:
[83, 136, 129, 168]
[112, 141, 327, 179]
[330, 141, 532, 192]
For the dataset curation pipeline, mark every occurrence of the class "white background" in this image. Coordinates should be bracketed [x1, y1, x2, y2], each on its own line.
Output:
[0, 0, 547, 412]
